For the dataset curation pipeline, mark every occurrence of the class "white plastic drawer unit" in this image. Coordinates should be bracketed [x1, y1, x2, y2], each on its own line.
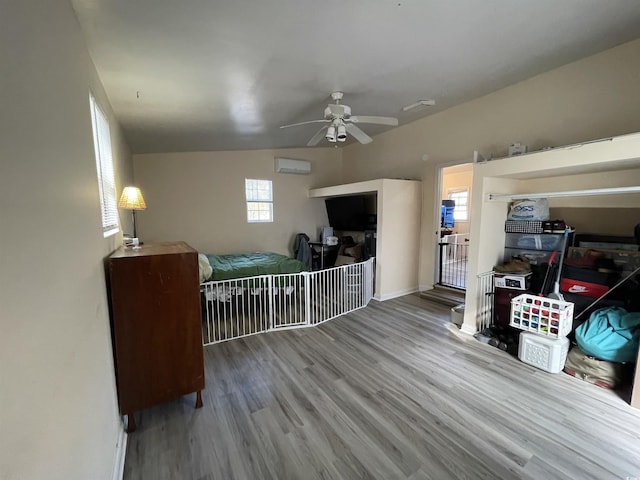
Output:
[518, 331, 570, 373]
[504, 233, 566, 251]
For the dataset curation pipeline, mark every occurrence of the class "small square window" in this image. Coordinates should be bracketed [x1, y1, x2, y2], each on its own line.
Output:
[245, 179, 273, 223]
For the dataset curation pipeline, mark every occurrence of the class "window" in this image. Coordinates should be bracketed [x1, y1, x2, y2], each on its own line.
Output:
[245, 179, 273, 223]
[89, 93, 119, 236]
[448, 188, 469, 221]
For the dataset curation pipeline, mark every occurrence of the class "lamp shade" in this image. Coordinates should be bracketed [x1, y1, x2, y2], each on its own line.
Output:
[118, 186, 147, 210]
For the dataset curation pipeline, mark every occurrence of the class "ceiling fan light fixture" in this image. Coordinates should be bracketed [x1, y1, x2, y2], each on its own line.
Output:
[326, 125, 336, 142]
[281, 92, 398, 146]
[336, 124, 347, 142]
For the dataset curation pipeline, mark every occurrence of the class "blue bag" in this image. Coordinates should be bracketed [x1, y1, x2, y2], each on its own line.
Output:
[575, 307, 640, 363]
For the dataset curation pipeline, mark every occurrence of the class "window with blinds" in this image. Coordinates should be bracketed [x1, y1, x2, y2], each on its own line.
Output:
[89, 94, 119, 237]
[245, 179, 273, 223]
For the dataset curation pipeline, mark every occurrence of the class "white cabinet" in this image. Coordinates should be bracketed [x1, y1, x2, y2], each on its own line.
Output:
[309, 179, 422, 300]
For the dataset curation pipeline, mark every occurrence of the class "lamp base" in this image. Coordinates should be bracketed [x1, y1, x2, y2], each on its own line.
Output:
[124, 237, 141, 249]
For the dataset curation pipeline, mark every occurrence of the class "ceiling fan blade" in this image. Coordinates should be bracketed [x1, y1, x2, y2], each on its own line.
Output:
[307, 126, 328, 146]
[345, 124, 372, 144]
[348, 115, 398, 126]
[280, 119, 329, 129]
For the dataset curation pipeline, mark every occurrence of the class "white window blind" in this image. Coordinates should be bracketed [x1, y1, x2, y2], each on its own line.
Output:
[245, 179, 273, 223]
[448, 188, 469, 221]
[89, 94, 119, 236]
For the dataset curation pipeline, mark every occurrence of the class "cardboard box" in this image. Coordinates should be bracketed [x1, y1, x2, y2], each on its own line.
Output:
[560, 278, 609, 298]
[567, 247, 640, 273]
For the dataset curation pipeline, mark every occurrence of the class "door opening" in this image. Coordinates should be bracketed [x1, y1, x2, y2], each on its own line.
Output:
[435, 163, 473, 290]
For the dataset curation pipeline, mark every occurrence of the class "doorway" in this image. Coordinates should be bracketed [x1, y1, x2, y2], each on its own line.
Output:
[436, 163, 473, 290]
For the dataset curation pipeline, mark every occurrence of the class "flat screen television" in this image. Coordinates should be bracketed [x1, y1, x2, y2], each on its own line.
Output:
[325, 195, 368, 231]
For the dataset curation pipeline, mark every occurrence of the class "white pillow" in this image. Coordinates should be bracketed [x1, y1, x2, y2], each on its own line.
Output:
[198, 253, 213, 283]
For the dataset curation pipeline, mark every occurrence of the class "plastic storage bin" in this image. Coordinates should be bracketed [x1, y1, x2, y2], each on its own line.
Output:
[504, 233, 565, 251]
[510, 293, 574, 338]
[450, 304, 464, 326]
[518, 331, 570, 373]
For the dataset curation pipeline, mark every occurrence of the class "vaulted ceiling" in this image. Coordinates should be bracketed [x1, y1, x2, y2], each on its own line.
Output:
[70, 0, 640, 153]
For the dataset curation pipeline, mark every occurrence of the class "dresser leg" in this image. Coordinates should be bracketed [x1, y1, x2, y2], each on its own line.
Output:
[195, 390, 203, 409]
[126, 413, 136, 433]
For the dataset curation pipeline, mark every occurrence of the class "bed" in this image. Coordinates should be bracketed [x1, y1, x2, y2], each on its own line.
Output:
[198, 251, 374, 345]
[200, 251, 308, 282]
[198, 252, 309, 343]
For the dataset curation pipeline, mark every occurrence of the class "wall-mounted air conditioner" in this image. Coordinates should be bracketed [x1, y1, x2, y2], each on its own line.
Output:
[274, 157, 311, 175]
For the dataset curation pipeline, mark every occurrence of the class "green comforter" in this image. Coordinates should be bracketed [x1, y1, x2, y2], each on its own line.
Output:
[205, 252, 308, 281]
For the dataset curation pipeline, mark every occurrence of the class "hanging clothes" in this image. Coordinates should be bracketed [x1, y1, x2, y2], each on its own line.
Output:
[293, 233, 313, 270]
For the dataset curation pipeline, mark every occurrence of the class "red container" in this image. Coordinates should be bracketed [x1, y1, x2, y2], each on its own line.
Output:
[560, 278, 609, 297]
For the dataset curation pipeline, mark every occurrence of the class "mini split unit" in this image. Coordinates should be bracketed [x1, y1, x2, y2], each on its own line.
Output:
[274, 157, 311, 175]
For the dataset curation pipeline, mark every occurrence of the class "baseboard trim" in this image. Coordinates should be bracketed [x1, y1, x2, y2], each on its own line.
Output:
[460, 323, 477, 336]
[112, 424, 127, 480]
[374, 286, 418, 302]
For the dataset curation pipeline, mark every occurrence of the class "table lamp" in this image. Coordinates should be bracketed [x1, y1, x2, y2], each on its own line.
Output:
[118, 186, 147, 247]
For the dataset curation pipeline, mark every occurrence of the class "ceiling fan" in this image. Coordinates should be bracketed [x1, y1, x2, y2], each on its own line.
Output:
[280, 92, 398, 146]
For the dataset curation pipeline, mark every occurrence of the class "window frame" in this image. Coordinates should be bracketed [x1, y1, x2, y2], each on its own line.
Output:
[89, 93, 119, 237]
[447, 188, 469, 222]
[245, 178, 274, 223]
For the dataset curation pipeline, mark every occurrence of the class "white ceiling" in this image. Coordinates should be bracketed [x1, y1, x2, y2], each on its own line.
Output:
[70, 0, 640, 154]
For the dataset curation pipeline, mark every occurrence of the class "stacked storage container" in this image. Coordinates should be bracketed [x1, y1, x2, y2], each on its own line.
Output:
[503, 221, 575, 373]
[510, 294, 573, 373]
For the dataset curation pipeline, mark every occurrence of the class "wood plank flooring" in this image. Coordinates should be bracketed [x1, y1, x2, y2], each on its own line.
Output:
[124, 294, 640, 480]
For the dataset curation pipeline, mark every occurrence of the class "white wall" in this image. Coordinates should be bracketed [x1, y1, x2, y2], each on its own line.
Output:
[376, 180, 422, 299]
[0, 3, 132, 479]
[133, 149, 342, 255]
[340, 38, 640, 289]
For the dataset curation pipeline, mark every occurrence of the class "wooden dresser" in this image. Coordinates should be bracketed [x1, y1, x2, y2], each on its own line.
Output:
[108, 241, 204, 432]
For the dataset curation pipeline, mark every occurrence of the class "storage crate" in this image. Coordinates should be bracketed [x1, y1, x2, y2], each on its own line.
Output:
[510, 293, 573, 338]
[518, 332, 570, 373]
[504, 220, 543, 234]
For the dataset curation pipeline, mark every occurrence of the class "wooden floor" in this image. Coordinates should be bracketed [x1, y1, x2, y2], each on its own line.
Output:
[124, 294, 640, 480]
